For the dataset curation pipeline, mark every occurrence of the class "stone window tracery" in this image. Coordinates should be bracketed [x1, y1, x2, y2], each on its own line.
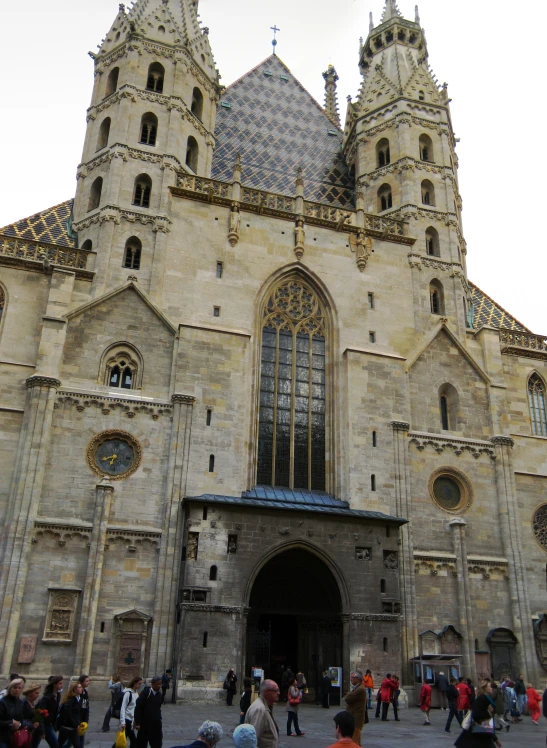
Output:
[146, 62, 164, 93]
[43, 589, 79, 642]
[428, 466, 473, 514]
[533, 504, 547, 551]
[528, 373, 547, 437]
[100, 343, 143, 390]
[257, 278, 326, 491]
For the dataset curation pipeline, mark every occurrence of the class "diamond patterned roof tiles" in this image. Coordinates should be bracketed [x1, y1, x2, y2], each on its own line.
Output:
[0, 200, 74, 248]
[470, 282, 529, 332]
[211, 55, 355, 210]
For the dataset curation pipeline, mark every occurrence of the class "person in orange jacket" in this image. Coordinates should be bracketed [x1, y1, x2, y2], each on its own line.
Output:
[419, 682, 432, 726]
[363, 671, 374, 710]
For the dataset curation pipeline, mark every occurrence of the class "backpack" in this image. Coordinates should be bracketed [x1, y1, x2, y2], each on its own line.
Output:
[112, 691, 132, 720]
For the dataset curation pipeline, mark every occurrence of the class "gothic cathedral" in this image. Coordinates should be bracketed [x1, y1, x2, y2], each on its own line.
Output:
[1, 0, 546, 699]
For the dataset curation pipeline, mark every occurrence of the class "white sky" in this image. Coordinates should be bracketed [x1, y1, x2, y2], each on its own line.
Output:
[1, 0, 545, 332]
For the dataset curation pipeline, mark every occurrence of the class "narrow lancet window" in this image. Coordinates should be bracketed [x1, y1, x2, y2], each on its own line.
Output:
[528, 374, 547, 436]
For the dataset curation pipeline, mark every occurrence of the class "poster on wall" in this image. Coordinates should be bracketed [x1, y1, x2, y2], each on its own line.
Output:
[329, 667, 342, 688]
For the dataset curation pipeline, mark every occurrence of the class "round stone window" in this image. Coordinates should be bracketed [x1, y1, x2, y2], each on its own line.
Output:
[533, 504, 547, 552]
[428, 467, 473, 514]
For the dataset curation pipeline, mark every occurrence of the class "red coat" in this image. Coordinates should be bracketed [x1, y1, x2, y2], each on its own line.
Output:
[419, 683, 432, 711]
[379, 678, 398, 702]
[456, 682, 472, 712]
[527, 687, 540, 708]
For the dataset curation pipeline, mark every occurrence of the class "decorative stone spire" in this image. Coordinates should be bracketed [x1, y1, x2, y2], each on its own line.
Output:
[369, 13, 374, 31]
[127, 0, 202, 45]
[415, 5, 421, 23]
[381, 0, 403, 22]
[322, 64, 341, 128]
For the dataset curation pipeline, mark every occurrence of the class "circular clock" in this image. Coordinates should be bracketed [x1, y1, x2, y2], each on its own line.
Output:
[87, 430, 141, 480]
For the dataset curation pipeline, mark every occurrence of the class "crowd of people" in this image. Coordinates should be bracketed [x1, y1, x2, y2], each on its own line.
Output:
[1, 667, 546, 748]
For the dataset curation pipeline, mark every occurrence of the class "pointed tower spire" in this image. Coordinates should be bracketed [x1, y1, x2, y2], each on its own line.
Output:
[381, 0, 403, 22]
[369, 12, 374, 31]
[415, 5, 421, 23]
[323, 65, 341, 129]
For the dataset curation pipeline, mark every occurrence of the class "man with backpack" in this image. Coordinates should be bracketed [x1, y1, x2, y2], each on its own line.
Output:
[134, 678, 164, 748]
[101, 675, 123, 733]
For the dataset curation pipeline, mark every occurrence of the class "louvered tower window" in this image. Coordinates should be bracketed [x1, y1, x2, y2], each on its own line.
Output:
[257, 279, 326, 490]
[528, 374, 547, 436]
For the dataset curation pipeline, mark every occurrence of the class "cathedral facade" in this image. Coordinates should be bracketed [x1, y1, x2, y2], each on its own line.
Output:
[1, 0, 546, 699]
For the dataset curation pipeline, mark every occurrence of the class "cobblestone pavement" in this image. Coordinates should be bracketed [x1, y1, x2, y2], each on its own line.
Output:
[86, 700, 547, 748]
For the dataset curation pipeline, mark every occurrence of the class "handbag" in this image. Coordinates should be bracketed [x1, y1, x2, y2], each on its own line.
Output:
[461, 710, 473, 730]
[288, 691, 301, 707]
[11, 729, 32, 748]
[223, 679, 229, 690]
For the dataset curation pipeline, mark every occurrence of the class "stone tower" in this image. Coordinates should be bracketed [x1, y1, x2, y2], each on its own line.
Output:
[343, 0, 469, 336]
[72, 0, 220, 300]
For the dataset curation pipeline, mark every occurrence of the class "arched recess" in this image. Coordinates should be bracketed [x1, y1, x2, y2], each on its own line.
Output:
[421, 179, 435, 206]
[112, 609, 151, 684]
[528, 372, 547, 437]
[376, 138, 390, 167]
[419, 133, 434, 162]
[439, 382, 459, 431]
[191, 87, 204, 120]
[99, 342, 144, 390]
[249, 265, 339, 495]
[244, 541, 348, 692]
[425, 227, 440, 257]
[486, 628, 518, 681]
[429, 278, 445, 315]
[0, 282, 7, 335]
[105, 67, 119, 98]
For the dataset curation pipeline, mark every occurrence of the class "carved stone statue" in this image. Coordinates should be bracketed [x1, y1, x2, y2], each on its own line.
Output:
[383, 551, 399, 569]
[228, 207, 240, 247]
[187, 532, 199, 560]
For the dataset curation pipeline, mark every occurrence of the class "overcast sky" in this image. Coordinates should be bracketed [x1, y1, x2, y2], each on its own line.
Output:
[1, 0, 545, 332]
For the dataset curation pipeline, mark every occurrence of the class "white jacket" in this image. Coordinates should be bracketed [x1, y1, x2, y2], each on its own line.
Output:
[119, 689, 137, 724]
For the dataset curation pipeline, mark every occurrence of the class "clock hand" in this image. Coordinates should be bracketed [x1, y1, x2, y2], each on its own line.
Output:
[101, 454, 118, 466]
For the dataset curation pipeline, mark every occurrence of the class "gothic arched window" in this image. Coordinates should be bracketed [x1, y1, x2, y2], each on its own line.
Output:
[100, 344, 143, 390]
[133, 174, 152, 208]
[257, 278, 326, 491]
[123, 237, 142, 270]
[146, 62, 164, 93]
[528, 373, 547, 436]
[139, 113, 158, 146]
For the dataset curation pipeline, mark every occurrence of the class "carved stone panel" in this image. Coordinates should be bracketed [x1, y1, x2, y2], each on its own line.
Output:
[43, 590, 79, 642]
[18, 636, 37, 664]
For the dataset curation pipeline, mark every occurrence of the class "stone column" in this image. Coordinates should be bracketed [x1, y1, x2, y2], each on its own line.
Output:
[391, 421, 418, 684]
[449, 518, 475, 679]
[0, 375, 61, 673]
[74, 478, 115, 674]
[148, 394, 195, 676]
[490, 436, 537, 680]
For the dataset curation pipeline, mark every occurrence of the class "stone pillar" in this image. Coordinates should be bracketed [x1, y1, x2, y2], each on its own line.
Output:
[391, 421, 418, 684]
[148, 394, 195, 676]
[74, 478, 115, 674]
[0, 375, 61, 673]
[449, 518, 475, 679]
[490, 436, 537, 680]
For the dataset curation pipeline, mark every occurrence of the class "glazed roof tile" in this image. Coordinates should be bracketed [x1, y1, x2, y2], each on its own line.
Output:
[470, 282, 529, 332]
[0, 200, 74, 247]
[211, 55, 355, 210]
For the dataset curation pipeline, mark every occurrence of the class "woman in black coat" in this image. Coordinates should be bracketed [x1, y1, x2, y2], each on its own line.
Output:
[0, 679, 33, 748]
[239, 677, 252, 725]
[225, 670, 237, 706]
[38, 677, 64, 748]
[57, 683, 83, 748]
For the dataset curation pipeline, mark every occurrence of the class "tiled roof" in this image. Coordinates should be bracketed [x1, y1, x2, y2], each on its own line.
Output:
[211, 55, 355, 210]
[186, 486, 407, 524]
[470, 282, 529, 332]
[0, 200, 75, 248]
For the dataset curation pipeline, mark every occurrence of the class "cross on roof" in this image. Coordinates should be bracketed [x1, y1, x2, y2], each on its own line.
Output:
[271, 25, 280, 55]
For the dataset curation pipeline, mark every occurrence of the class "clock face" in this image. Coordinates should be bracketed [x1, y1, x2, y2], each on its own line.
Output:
[87, 431, 141, 480]
[95, 438, 135, 476]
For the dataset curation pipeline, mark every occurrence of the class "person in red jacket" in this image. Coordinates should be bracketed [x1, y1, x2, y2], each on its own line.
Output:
[526, 683, 541, 724]
[419, 682, 432, 726]
[374, 674, 398, 721]
[455, 678, 472, 720]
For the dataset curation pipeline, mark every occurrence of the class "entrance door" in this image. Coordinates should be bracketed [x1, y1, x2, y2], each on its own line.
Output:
[247, 548, 343, 699]
[487, 628, 518, 681]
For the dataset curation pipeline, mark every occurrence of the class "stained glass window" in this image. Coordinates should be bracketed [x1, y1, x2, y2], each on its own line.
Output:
[257, 279, 326, 490]
[528, 374, 547, 437]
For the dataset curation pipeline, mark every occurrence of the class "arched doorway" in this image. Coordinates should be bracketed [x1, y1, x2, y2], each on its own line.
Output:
[246, 548, 343, 699]
[486, 628, 518, 680]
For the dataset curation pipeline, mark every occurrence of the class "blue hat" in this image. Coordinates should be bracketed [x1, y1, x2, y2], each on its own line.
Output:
[233, 725, 257, 748]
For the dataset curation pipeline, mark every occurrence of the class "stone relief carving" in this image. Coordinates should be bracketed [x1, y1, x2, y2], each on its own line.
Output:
[383, 551, 399, 569]
[43, 590, 79, 642]
[355, 547, 371, 561]
[409, 434, 495, 461]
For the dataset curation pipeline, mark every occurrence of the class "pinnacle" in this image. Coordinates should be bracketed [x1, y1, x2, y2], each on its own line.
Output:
[323, 64, 341, 129]
[381, 0, 403, 22]
[127, 0, 202, 44]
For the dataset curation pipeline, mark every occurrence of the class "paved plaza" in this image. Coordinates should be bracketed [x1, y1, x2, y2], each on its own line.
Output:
[86, 700, 547, 748]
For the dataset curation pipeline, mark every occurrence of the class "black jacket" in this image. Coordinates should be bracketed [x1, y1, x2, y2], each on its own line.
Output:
[240, 689, 252, 714]
[436, 674, 448, 691]
[80, 689, 89, 724]
[454, 725, 497, 748]
[226, 673, 237, 694]
[543, 688, 547, 719]
[38, 692, 61, 727]
[59, 696, 81, 731]
[447, 684, 459, 705]
[514, 678, 526, 696]
[0, 695, 32, 742]
[134, 688, 163, 725]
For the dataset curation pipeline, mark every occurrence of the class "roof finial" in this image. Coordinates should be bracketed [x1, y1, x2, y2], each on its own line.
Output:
[415, 5, 420, 23]
[381, 0, 403, 22]
[270, 24, 280, 55]
[323, 64, 341, 129]
[369, 12, 374, 31]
